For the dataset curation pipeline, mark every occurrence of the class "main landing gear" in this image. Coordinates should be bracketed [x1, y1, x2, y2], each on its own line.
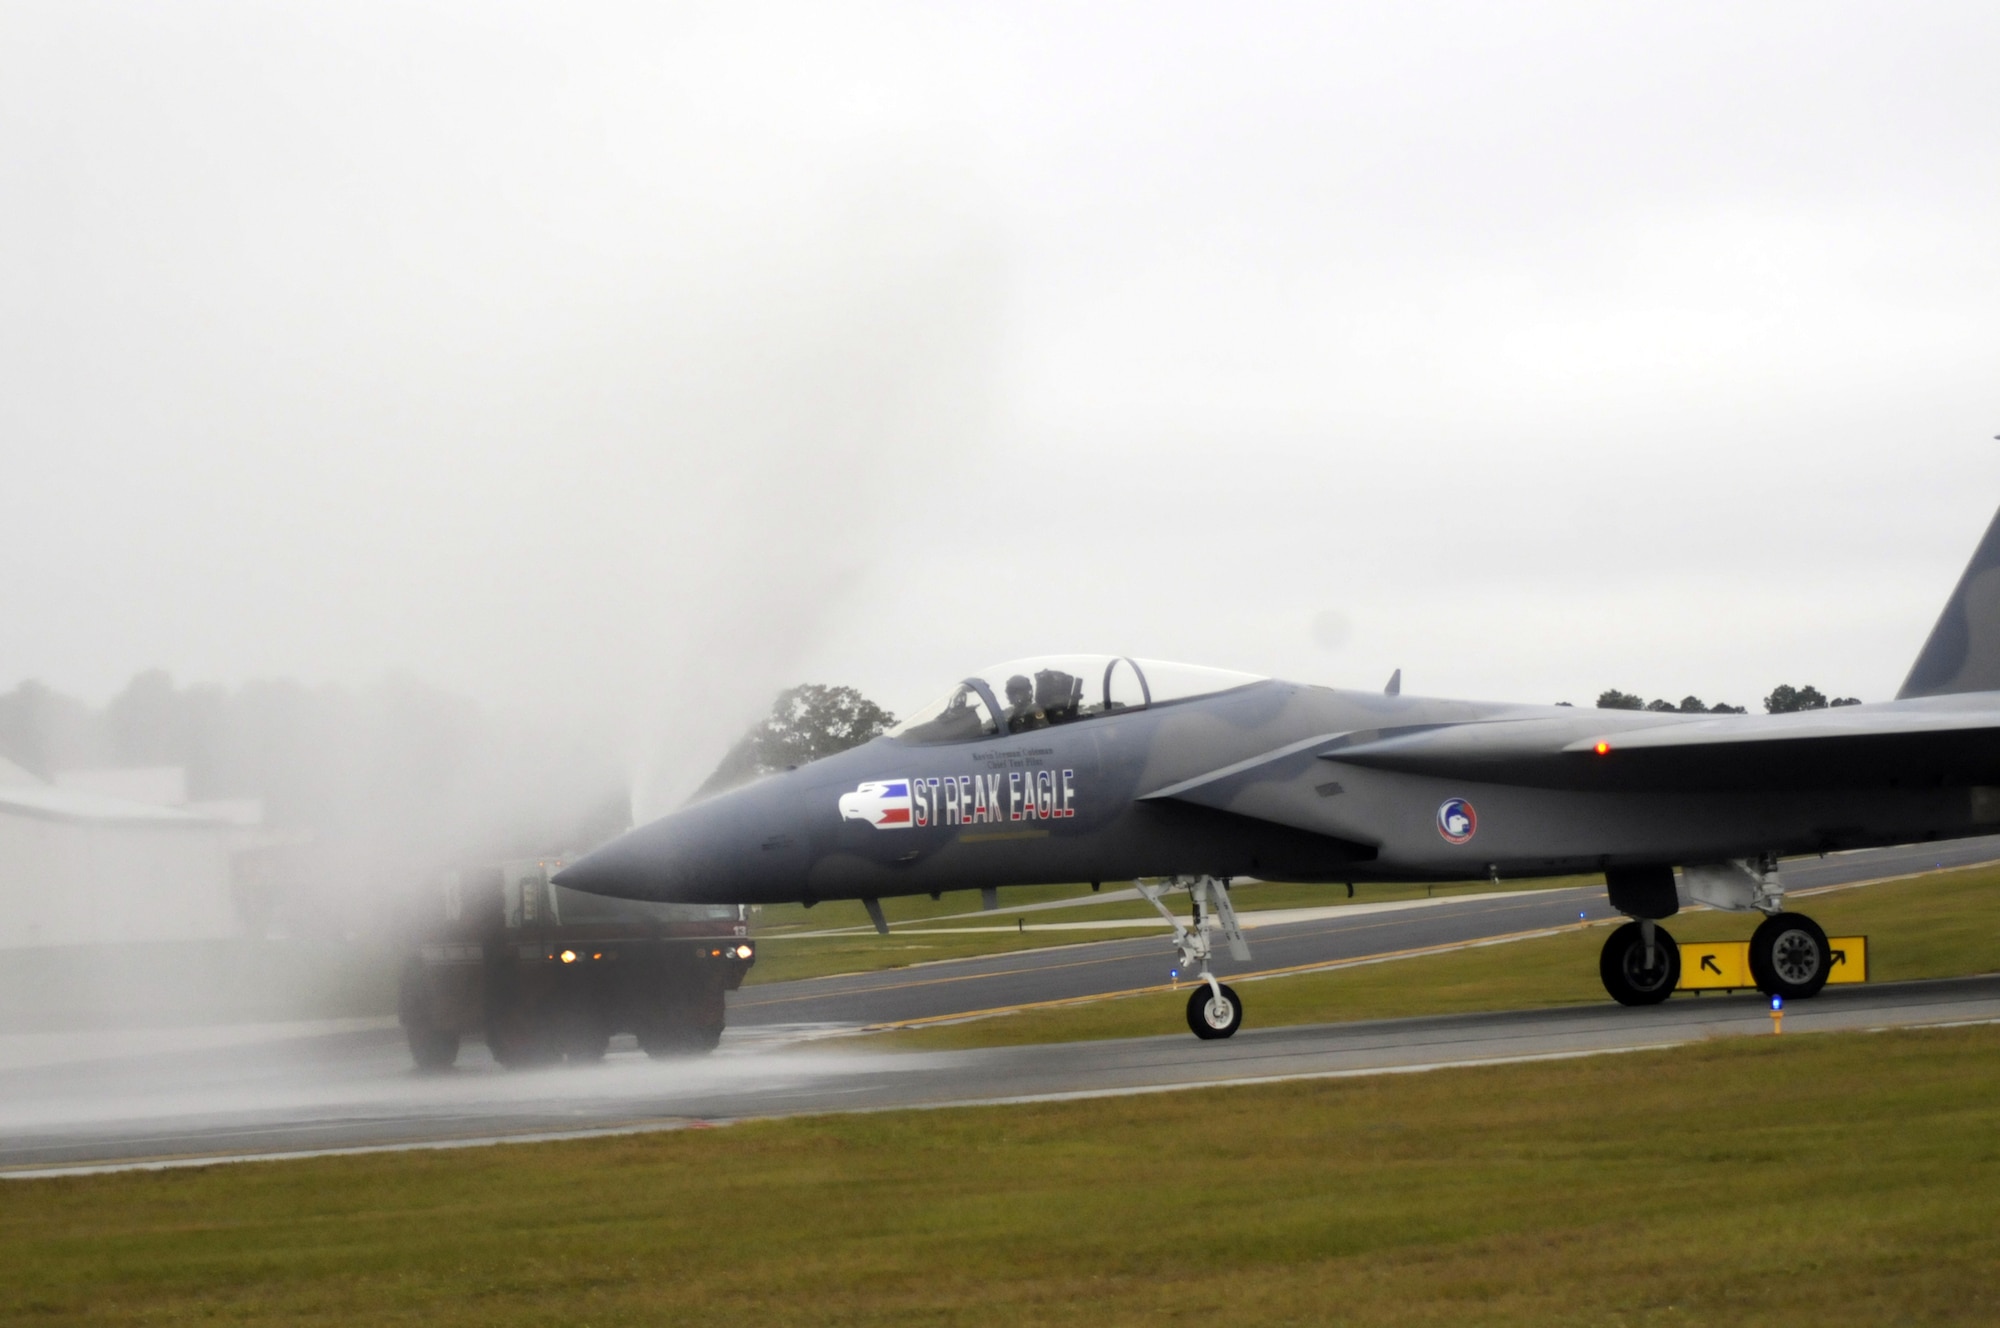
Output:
[1747, 911, 1832, 1000]
[1598, 858, 1834, 1005]
[1137, 876, 1251, 1039]
[1600, 919, 1681, 1006]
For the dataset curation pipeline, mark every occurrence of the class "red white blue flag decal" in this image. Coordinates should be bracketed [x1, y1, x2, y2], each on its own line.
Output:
[839, 780, 914, 829]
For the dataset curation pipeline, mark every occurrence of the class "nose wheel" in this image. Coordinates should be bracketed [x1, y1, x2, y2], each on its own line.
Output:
[1187, 981, 1243, 1038]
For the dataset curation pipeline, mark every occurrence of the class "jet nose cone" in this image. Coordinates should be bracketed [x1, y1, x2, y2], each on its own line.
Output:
[551, 827, 676, 901]
[553, 783, 809, 904]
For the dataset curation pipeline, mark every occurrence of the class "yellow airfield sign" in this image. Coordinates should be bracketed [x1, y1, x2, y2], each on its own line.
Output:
[1677, 936, 1868, 992]
[1679, 940, 1751, 989]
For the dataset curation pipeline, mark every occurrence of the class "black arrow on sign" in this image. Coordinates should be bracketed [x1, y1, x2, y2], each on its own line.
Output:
[1701, 955, 1722, 975]
[1831, 949, 1846, 967]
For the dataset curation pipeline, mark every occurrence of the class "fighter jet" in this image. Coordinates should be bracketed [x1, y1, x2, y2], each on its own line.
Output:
[558, 506, 2000, 1038]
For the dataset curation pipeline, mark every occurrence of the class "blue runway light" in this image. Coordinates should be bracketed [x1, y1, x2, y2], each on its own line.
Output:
[1770, 995, 1784, 1011]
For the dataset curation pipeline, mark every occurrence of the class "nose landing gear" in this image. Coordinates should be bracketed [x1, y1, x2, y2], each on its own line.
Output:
[1138, 876, 1251, 1039]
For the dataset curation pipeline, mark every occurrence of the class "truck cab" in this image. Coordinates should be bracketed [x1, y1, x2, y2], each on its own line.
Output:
[398, 856, 755, 1069]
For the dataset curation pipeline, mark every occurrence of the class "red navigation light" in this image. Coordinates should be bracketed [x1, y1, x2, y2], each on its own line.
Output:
[1594, 741, 1610, 756]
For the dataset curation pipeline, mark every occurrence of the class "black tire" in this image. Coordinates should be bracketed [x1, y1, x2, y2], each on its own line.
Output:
[563, 1027, 611, 1064]
[639, 1023, 721, 1058]
[406, 1027, 460, 1071]
[641, 984, 727, 1057]
[396, 957, 429, 1028]
[398, 958, 460, 1070]
[1186, 983, 1243, 1039]
[1599, 921, 1681, 1006]
[487, 1019, 559, 1069]
[1748, 912, 1831, 1000]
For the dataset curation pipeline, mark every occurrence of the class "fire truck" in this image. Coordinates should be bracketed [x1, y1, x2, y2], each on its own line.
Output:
[397, 856, 755, 1069]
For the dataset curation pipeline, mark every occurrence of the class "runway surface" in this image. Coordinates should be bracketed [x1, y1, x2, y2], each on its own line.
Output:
[6, 974, 1998, 1179]
[4, 838, 1996, 1178]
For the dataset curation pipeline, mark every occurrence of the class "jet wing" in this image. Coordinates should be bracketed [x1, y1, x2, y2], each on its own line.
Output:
[1323, 699, 2000, 791]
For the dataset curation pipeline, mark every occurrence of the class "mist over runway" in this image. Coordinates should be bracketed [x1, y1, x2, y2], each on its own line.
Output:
[7, 973, 1999, 1181]
[5, 840, 1995, 1178]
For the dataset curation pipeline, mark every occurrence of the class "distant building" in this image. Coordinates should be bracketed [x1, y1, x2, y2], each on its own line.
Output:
[0, 758, 263, 948]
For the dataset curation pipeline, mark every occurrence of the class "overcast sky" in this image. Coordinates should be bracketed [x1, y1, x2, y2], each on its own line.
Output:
[5, 2, 1998, 799]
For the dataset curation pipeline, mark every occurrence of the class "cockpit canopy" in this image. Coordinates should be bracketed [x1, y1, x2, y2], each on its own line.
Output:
[888, 655, 1267, 746]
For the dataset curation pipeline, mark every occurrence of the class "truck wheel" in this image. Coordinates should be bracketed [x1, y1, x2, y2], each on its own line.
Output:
[564, 1027, 611, 1064]
[406, 1028, 460, 1071]
[396, 957, 428, 1027]
[640, 981, 727, 1057]
[487, 1020, 558, 1069]
[639, 1025, 719, 1058]
[640, 1031, 694, 1058]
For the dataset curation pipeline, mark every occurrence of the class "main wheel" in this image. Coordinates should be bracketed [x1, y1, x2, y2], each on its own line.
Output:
[1748, 912, 1831, 999]
[1186, 983, 1243, 1039]
[1599, 921, 1681, 1006]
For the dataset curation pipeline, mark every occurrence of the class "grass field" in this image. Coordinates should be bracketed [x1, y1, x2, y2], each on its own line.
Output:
[8, 1023, 1999, 1324]
[877, 862, 2000, 1049]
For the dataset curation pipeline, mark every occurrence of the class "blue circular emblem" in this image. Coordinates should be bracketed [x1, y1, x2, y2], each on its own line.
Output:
[1436, 797, 1477, 845]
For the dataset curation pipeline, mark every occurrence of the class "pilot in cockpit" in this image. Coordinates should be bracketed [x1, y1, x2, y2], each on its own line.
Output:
[1004, 674, 1047, 733]
[1035, 668, 1083, 724]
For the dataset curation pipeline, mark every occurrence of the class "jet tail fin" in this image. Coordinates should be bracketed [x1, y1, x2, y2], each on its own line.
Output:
[1899, 506, 2000, 699]
[1384, 668, 1402, 697]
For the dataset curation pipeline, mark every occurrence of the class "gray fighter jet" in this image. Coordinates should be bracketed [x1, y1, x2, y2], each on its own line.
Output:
[558, 506, 2000, 1038]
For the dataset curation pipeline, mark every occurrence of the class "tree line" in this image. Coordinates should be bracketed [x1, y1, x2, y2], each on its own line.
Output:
[1592, 684, 1861, 714]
